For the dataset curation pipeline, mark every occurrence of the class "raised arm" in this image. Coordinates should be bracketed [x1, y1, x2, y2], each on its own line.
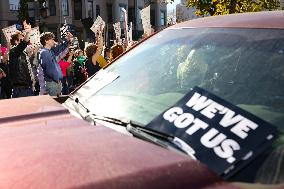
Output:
[52, 32, 73, 56]
[92, 33, 104, 66]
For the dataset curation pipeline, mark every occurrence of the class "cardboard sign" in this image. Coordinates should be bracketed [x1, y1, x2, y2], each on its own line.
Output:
[113, 22, 121, 41]
[145, 86, 278, 178]
[122, 8, 129, 41]
[128, 22, 133, 43]
[91, 16, 105, 35]
[60, 24, 70, 39]
[2, 25, 17, 43]
[140, 6, 151, 35]
[26, 27, 41, 47]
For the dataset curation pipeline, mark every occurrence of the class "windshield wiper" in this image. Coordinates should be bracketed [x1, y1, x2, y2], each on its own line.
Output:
[71, 97, 196, 159]
[87, 113, 197, 158]
[126, 124, 197, 159]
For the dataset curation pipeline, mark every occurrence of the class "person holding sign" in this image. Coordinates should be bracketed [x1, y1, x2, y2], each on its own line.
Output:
[8, 26, 35, 98]
[109, 43, 125, 62]
[84, 32, 104, 77]
[39, 32, 73, 96]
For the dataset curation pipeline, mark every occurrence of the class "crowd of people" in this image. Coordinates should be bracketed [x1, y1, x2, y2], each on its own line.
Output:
[0, 19, 135, 99]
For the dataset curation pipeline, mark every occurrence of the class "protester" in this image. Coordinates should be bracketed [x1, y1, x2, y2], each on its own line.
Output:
[66, 61, 74, 91]
[84, 34, 104, 77]
[8, 24, 36, 98]
[0, 47, 12, 99]
[109, 43, 124, 62]
[59, 51, 73, 95]
[39, 32, 73, 96]
[104, 47, 111, 62]
[72, 49, 86, 86]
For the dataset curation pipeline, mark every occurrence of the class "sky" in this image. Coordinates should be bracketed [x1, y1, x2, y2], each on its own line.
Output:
[167, 0, 181, 11]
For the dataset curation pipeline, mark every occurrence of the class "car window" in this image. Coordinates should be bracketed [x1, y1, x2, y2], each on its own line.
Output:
[80, 28, 284, 135]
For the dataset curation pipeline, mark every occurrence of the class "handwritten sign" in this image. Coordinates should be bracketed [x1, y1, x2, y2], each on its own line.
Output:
[113, 22, 121, 41]
[127, 22, 133, 44]
[26, 27, 41, 47]
[60, 24, 70, 39]
[91, 16, 105, 35]
[2, 25, 17, 43]
[140, 6, 151, 35]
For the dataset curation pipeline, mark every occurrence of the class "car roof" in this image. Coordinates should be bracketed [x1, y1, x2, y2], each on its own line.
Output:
[169, 11, 284, 29]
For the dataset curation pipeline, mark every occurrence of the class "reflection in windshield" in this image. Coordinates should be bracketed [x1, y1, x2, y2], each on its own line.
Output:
[75, 28, 284, 133]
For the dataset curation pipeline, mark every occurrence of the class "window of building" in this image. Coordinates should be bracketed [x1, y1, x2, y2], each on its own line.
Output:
[74, 0, 82, 20]
[9, 0, 19, 11]
[62, 0, 69, 16]
[107, 4, 113, 23]
[160, 11, 166, 26]
[87, 1, 94, 18]
[96, 5, 100, 17]
[49, 0, 56, 16]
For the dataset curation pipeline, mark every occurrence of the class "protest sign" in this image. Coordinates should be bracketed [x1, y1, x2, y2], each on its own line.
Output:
[113, 22, 121, 41]
[60, 24, 70, 39]
[90, 16, 105, 35]
[140, 6, 151, 35]
[27, 27, 41, 47]
[145, 86, 278, 178]
[128, 22, 133, 43]
[2, 25, 17, 43]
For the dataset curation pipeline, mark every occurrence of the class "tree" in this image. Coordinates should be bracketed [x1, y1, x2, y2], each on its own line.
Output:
[185, 0, 280, 16]
[17, 0, 30, 22]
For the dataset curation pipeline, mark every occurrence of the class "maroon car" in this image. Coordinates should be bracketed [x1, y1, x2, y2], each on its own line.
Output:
[0, 11, 284, 189]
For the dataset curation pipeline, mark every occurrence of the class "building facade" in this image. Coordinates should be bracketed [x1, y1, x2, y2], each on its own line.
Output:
[0, 0, 167, 46]
[176, 0, 198, 23]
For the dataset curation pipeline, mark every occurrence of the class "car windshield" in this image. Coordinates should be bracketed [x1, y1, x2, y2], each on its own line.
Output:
[73, 28, 284, 134]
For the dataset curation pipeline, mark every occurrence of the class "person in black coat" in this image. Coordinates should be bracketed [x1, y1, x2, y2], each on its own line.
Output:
[0, 56, 12, 99]
[9, 28, 35, 98]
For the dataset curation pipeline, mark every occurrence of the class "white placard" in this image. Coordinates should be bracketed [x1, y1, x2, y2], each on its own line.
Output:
[128, 22, 133, 43]
[113, 22, 121, 41]
[140, 6, 152, 35]
[2, 25, 17, 43]
[60, 24, 70, 38]
[26, 27, 41, 47]
[123, 8, 129, 43]
[90, 16, 105, 35]
[85, 42, 89, 48]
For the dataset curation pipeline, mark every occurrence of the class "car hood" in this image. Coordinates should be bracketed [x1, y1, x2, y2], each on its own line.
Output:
[0, 95, 68, 119]
[0, 96, 240, 189]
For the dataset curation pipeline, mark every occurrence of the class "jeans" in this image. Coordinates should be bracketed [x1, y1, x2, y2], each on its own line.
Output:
[61, 77, 69, 95]
[45, 81, 62, 96]
[12, 87, 34, 98]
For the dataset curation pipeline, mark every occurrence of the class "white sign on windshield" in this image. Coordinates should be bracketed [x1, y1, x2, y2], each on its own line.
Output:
[75, 70, 120, 103]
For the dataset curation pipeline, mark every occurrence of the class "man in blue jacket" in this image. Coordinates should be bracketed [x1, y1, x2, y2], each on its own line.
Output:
[39, 32, 73, 96]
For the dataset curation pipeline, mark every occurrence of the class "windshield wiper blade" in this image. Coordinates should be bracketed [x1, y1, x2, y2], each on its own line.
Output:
[87, 112, 196, 158]
[126, 124, 196, 158]
[70, 97, 195, 158]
